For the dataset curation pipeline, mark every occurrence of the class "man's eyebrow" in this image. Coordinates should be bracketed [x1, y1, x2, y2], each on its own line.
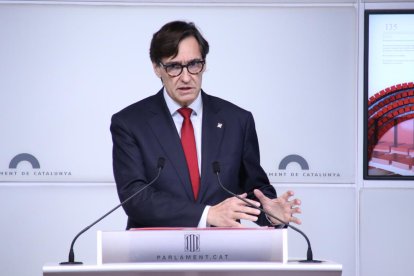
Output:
[165, 58, 202, 65]
[163, 61, 181, 65]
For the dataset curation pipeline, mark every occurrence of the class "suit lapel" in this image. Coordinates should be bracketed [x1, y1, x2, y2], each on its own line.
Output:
[198, 92, 225, 201]
[147, 90, 194, 200]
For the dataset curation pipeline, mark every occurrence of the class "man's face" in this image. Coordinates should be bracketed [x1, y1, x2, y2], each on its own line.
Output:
[153, 36, 205, 107]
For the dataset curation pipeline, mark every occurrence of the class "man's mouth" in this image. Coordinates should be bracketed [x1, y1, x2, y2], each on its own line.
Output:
[178, 87, 192, 91]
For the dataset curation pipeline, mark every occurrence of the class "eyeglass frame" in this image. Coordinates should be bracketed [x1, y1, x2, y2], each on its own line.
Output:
[159, 59, 206, 77]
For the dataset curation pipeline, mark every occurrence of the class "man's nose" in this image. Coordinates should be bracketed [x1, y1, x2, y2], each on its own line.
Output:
[180, 67, 191, 81]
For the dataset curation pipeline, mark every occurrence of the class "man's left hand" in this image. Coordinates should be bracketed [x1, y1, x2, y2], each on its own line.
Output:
[253, 189, 302, 225]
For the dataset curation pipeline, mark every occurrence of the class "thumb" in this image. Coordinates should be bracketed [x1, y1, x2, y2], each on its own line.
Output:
[253, 189, 267, 201]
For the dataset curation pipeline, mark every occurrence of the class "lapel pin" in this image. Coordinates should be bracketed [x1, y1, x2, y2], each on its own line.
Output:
[217, 123, 223, 128]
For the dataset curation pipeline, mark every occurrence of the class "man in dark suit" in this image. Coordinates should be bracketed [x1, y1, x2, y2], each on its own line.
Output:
[111, 21, 301, 229]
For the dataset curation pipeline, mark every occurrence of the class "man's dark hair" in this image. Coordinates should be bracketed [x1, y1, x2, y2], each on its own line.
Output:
[149, 21, 209, 64]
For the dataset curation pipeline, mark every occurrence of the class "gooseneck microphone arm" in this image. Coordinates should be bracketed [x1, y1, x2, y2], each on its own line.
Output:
[60, 157, 165, 265]
[212, 161, 320, 263]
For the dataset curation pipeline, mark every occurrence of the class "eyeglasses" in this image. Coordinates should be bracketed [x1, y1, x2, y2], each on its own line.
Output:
[159, 59, 205, 77]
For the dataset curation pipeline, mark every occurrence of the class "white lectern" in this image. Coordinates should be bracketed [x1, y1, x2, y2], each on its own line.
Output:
[44, 228, 342, 276]
[98, 228, 287, 263]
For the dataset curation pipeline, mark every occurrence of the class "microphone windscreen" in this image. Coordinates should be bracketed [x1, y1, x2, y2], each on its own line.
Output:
[212, 161, 220, 173]
[157, 157, 165, 169]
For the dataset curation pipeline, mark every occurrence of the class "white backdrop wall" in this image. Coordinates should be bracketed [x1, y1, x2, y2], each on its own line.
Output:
[0, 2, 356, 183]
[0, 1, 412, 276]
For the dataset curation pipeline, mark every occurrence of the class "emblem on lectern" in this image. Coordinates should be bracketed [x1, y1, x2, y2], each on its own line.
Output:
[184, 234, 200, 252]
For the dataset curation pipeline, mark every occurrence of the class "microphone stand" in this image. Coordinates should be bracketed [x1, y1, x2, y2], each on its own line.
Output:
[213, 162, 320, 263]
[60, 158, 165, 265]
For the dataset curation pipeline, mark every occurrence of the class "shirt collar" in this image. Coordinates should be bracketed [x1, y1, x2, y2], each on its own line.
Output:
[163, 88, 202, 116]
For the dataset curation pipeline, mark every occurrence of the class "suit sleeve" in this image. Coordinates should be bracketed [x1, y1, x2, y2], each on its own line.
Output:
[110, 114, 205, 228]
[241, 112, 277, 226]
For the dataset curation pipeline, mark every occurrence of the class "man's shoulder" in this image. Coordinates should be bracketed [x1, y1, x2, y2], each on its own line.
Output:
[203, 92, 251, 116]
[112, 91, 162, 120]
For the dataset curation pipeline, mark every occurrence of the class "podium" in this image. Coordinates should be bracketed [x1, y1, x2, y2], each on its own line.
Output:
[44, 228, 342, 276]
[98, 227, 287, 263]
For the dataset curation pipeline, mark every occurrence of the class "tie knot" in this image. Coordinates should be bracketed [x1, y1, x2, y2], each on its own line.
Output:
[178, 107, 193, 119]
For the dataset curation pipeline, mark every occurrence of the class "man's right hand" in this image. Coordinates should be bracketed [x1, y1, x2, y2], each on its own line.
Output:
[206, 193, 261, 227]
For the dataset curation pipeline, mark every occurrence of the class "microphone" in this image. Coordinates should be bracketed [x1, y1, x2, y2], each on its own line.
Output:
[60, 157, 166, 265]
[212, 161, 321, 263]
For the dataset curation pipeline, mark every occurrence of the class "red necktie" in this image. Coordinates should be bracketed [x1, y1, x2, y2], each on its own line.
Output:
[178, 107, 200, 200]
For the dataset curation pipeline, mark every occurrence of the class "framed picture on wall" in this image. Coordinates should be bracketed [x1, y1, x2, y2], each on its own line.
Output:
[364, 9, 414, 179]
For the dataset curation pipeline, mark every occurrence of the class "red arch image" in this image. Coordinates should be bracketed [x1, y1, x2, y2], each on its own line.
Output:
[367, 82, 414, 175]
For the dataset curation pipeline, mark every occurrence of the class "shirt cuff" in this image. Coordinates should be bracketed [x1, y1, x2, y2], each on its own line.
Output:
[197, 206, 211, 228]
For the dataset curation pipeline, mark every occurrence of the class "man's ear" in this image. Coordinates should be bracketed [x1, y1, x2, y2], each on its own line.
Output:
[152, 62, 162, 79]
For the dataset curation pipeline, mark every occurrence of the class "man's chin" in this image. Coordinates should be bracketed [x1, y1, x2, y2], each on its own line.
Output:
[180, 99, 196, 106]
[177, 93, 198, 106]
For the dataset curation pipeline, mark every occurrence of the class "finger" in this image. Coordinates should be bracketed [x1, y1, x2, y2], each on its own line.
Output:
[237, 206, 261, 216]
[213, 218, 244, 228]
[291, 207, 302, 215]
[287, 199, 301, 210]
[242, 197, 261, 208]
[289, 215, 302, 225]
[292, 198, 301, 206]
[234, 194, 260, 208]
[233, 212, 259, 222]
[280, 190, 295, 201]
[227, 220, 244, 228]
[253, 189, 269, 204]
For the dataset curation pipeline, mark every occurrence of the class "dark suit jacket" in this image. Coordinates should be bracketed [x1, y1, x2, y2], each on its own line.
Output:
[110, 89, 276, 229]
